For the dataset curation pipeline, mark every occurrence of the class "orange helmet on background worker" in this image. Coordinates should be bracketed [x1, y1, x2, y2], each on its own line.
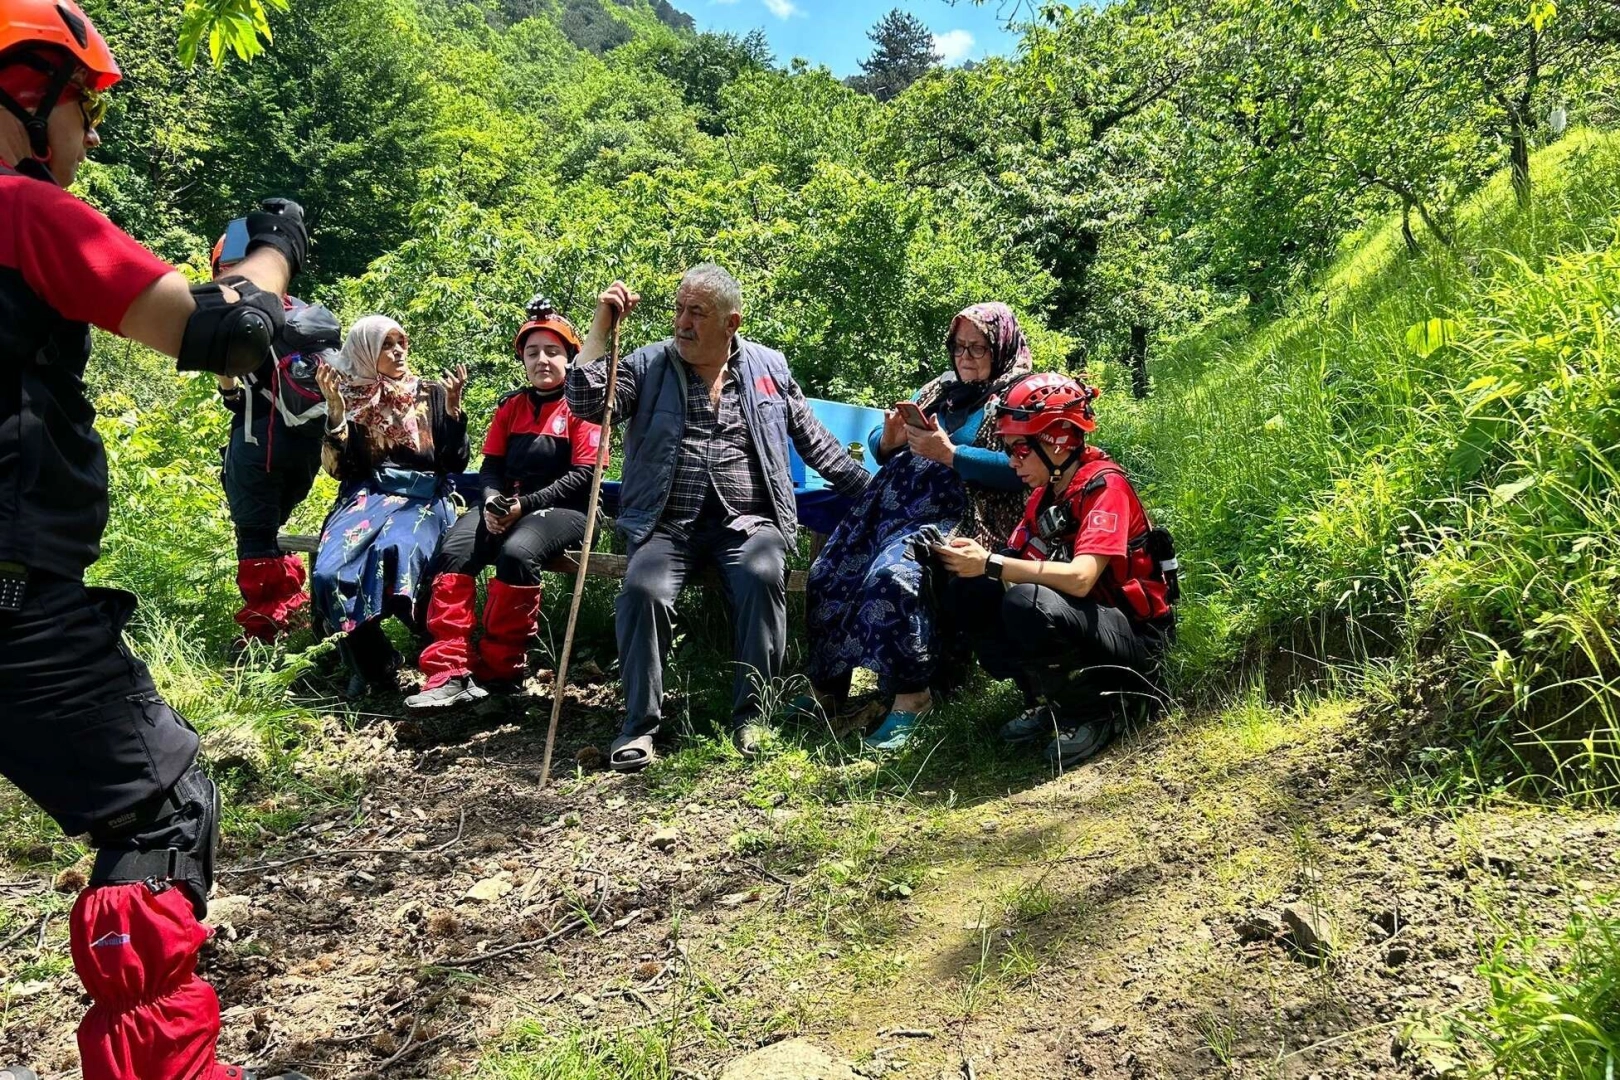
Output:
[514, 294, 582, 358]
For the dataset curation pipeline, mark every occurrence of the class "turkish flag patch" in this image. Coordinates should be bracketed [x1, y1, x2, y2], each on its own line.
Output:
[1087, 509, 1120, 535]
[754, 375, 779, 397]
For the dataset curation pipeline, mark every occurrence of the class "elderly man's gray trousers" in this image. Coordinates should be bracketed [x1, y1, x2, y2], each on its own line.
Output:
[616, 522, 789, 739]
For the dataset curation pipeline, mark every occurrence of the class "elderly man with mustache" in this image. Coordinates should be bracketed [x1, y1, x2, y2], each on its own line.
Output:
[567, 265, 870, 771]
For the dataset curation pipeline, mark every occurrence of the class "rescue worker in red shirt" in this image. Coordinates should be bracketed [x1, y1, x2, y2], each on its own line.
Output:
[406, 297, 602, 709]
[0, 2, 310, 1077]
[937, 372, 1177, 768]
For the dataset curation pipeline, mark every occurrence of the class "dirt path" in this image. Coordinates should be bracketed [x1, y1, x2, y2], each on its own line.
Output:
[1, 686, 1615, 1079]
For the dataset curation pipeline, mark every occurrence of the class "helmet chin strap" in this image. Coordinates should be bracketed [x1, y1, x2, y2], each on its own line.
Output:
[0, 54, 77, 181]
[1034, 437, 1081, 484]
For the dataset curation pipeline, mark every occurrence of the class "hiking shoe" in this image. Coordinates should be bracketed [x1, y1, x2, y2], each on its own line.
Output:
[216, 1067, 314, 1080]
[1, 1067, 39, 1080]
[1045, 718, 1116, 769]
[405, 675, 488, 711]
[733, 722, 767, 759]
[999, 705, 1053, 744]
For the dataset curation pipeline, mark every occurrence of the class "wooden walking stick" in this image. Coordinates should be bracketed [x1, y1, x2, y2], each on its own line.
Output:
[539, 306, 622, 788]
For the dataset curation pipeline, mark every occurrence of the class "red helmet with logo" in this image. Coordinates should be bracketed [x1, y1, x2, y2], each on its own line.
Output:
[0, 0, 120, 160]
[514, 295, 581, 358]
[995, 372, 1099, 450]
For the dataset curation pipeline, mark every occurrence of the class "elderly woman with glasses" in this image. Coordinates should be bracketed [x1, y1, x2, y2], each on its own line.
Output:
[802, 302, 1032, 749]
[312, 316, 470, 698]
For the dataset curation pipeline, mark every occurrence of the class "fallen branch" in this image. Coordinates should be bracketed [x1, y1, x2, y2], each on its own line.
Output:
[0, 915, 42, 951]
[223, 809, 466, 874]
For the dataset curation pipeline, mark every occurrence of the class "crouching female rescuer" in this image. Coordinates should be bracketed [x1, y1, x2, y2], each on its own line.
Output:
[936, 372, 1177, 768]
[406, 299, 602, 709]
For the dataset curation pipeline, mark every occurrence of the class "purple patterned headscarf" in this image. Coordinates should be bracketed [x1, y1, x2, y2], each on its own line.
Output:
[912, 302, 1036, 544]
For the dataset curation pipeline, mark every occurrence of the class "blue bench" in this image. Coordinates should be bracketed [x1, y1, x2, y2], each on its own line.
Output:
[280, 399, 885, 593]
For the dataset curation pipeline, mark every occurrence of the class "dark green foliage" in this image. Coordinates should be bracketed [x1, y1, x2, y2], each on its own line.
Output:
[649, 0, 691, 34]
[848, 8, 939, 103]
[558, 0, 631, 54]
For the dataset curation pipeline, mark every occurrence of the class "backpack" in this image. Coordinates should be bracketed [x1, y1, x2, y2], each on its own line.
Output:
[240, 303, 337, 444]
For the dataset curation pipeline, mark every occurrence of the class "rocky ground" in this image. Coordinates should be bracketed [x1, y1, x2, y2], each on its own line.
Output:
[1, 678, 1615, 1079]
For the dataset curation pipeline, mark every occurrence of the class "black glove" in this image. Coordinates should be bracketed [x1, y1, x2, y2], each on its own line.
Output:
[244, 197, 309, 276]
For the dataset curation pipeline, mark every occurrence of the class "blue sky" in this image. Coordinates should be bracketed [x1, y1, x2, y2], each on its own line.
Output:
[685, 1, 1030, 77]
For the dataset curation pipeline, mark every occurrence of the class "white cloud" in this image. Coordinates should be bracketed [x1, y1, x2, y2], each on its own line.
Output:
[762, 0, 800, 17]
[932, 29, 975, 65]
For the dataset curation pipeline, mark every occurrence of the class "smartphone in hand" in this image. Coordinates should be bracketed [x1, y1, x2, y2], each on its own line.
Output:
[894, 401, 934, 429]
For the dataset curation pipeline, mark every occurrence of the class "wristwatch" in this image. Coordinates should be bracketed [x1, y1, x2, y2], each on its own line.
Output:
[984, 554, 1005, 581]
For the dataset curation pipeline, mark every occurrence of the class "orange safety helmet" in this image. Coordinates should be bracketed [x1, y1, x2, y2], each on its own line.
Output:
[513, 295, 581, 358]
[0, 0, 120, 161]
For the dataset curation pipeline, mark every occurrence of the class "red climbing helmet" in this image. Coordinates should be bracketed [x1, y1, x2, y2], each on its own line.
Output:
[514, 295, 581, 358]
[995, 372, 1099, 450]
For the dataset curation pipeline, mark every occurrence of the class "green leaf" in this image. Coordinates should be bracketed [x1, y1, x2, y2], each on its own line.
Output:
[1491, 476, 1536, 503]
[1406, 317, 1461, 358]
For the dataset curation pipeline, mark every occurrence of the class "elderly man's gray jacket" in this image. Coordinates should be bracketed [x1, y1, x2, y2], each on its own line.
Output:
[565, 336, 868, 546]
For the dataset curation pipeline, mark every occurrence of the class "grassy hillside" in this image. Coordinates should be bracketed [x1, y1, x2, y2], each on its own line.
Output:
[1105, 130, 1620, 801]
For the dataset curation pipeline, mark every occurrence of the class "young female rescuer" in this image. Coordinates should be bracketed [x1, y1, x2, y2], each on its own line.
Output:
[0, 1, 312, 1077]
[405, 298, 603, 709]
[936, 372, 1178, 768]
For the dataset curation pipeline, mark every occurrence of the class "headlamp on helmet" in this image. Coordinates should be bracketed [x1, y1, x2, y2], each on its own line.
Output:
[514, 294, 581, 359]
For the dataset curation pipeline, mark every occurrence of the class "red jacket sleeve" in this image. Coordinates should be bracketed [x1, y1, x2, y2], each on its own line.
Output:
[481, 398, 514, 457]
[569, 413, 605, 467]
[1070, 476, 1133, 560]
[6, 179, 174, 333]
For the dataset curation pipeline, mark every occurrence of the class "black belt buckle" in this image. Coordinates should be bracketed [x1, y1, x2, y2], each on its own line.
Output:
[0, 561, 26, 613]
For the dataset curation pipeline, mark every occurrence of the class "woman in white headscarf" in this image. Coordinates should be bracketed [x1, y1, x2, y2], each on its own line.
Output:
[311, 315, 470, 697]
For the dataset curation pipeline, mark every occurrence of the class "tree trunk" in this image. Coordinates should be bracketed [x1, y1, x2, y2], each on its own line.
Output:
[1128, 324, 1149, 399]
[1401, 201, 1420, 256]
[1509, 112, 1532, 209]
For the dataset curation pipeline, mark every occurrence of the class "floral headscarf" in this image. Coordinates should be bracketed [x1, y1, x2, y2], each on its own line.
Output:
[333, 315, 431, 460]
[913, 302, 1035, 545]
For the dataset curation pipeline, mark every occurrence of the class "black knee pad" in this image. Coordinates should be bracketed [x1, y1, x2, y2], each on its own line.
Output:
[178, 277, 284, 377]
[89, 764, 220, 919]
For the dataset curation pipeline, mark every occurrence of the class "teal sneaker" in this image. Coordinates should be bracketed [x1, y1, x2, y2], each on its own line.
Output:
[863, 708, 929, 751]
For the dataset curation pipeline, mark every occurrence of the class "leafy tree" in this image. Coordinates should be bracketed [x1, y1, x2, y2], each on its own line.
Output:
[178, 0, 286, 66]
[558, 0, 632, 54]
[647, 29, 774, 134]
[848, 8, 939, 103]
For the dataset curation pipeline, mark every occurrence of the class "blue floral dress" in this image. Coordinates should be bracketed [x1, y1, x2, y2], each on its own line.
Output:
[806, 449, 968, 695]
[311, 380, 468, 635]
[314, 478, 457, 633]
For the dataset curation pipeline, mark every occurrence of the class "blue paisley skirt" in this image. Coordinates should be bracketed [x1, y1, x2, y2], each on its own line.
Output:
[312, 471, 455, 634]
[806, 451, 967, 693]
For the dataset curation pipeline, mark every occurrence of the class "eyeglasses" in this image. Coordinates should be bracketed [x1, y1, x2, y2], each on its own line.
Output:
[70, 85, 107, 131]
[948, 340, 990, 360]
[1006, 441, 1036, 461]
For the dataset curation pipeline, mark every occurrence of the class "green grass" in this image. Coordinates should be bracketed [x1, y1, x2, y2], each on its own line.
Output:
[1105, 129, 1620, 801]
[1407, 898, 1620, 1079]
